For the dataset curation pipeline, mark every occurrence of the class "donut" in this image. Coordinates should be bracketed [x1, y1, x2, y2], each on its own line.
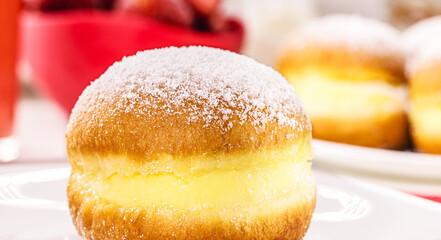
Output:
[66, 46, 316, 239]
[277, 14, 408, 149]
[402, 16, 441, 59]
[407, 41, 441, 154]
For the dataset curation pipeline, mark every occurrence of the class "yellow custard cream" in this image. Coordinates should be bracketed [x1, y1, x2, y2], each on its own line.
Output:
[69, 144, 314, 211]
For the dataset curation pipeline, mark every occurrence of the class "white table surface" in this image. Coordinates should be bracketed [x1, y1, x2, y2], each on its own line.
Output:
[5, 98, 68, 167]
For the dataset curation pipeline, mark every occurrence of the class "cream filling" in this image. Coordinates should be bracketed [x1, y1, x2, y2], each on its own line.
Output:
[99, 160, 313, 208]
[286, 73, 407, 119]
[70, 147, 315, 213]
[411, 94, 441, 137]
[411, 106, 441, 137]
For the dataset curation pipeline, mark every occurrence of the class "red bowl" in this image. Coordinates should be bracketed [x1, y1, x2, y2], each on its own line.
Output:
[20, 10, 244, 113]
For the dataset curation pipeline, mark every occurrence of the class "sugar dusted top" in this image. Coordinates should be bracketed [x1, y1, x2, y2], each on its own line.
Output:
[67, 46, 311, 158]
[406, 40, 441, 76]
[402, 16, 441, 58]
[288, 14, 402, 55]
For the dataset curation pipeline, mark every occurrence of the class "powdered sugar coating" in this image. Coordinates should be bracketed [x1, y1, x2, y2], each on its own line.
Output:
[69, 46, 310, 140]
[402, 16, 441, 58]
[406, 40, 441, 76]
[288, 14, 402, 55]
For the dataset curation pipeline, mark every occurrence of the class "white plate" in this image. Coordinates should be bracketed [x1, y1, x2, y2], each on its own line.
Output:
[313, 139, 441, 180]
[1, 165, 441, 240]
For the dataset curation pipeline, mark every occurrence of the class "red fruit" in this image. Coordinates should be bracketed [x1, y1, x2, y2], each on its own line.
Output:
[115, 0, 195, 27]
[207, 9, 227, 32]
[91, 0, 115, 9]
[188, 0, 219, 16]
[22, 0, 94, 11]
[188, 0, 225, 31]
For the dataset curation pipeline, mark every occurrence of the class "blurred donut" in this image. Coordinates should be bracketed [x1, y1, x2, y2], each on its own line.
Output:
[407, 42, 441, 154]
[277, 14, 408, 149]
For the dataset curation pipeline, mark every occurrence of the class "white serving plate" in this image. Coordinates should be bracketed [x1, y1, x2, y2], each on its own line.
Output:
[0, 164, 441, 240]
[313, 139, 441, 180]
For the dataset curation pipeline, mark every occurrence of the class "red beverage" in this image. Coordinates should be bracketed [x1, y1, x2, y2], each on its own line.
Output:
[0, 0, 20, 138]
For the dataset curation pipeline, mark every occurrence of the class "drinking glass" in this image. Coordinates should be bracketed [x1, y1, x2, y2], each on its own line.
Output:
[0, 0, 20, 162]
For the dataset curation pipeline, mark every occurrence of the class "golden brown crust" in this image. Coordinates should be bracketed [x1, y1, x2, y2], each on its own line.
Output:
[66, 46, 311, 164]
[409, 58, 441, 95]
[66, 94, 310, 161]
[68, 174, 316, 240]
[278, 44, 405, 84]
[412, 132, 441, 154]
[409, 59, 441, 154]
[310, 110, 408, 149]
[413, 134, 441, 154]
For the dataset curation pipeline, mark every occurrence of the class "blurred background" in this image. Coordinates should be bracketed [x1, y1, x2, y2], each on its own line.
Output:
[1, 0, 441, 202]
